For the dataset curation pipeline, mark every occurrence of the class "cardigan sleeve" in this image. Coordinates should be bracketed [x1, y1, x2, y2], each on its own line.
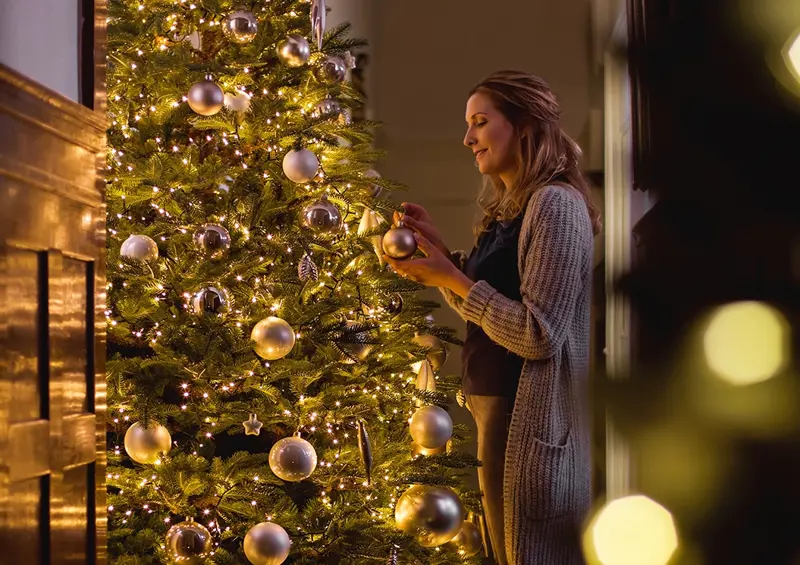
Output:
[461, 186, 590, 360]
[439, 249, 470, 320]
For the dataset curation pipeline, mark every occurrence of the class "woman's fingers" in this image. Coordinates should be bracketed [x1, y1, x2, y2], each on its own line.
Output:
[412, 232, 435, 256]
[401, 202, 428, 220]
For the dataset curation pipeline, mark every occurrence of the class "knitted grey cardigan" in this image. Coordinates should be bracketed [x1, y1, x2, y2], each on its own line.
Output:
[441, 185, 593, 565]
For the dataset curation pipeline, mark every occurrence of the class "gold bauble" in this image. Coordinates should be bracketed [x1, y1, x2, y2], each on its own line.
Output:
[269, 436, 317, 482]
[409, 405, 453, 449]
[383, 225, 417, 260]
[165, 519, 212, 564]
[244, 522, 291, 565]
[450, 521, 483, 557]
[251, 316, 295, 360]
[124, 421, 171, 464]
[394, 485, 464, 547]
[187, 79, 224, 116]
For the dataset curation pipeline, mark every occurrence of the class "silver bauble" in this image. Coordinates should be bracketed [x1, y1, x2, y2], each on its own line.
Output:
[313, 54, 346, 84]
[413, 334, 448, 372]
[302, 196, 342, 233]
[251, 316, 295, 360]
[120, 234, 159, 261]
[276, 34, 310, 67]
[165, 519, 212, 565]
[193, 223, 231, 257]
[311, 97, 342, 120]
[224, 91, 251, 113]
[222, 9, 258, 44]
[382, 225, 417, 260]
[450, 521, 483, 557]
[124, 421, 172, 464]
[282, 148, 319, 183]
[192, 286, 228, 315]
[409, 405, 453, 449]
[384, 293, 403, 315]
[394, 485, 464, 547]
[269, 436, 318, 482]
[244, 522, 291, 565]
[187, 79, 225, 116]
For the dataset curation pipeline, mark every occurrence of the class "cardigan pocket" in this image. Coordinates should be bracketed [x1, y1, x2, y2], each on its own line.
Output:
[518, 433, 572, 519]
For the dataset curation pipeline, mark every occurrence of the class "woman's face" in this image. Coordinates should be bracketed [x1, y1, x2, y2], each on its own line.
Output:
[463, 91, 517, 179]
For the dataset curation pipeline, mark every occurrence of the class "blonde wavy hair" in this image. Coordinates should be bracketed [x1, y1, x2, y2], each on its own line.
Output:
[469, 71, 602, 237]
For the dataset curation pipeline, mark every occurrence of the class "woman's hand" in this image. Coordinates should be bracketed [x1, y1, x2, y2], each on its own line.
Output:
[393, 202, 450, 258]
[384, 233, 474, 299]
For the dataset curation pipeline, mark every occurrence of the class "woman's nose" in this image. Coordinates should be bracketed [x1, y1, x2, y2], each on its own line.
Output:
[463, 129, 476, 148]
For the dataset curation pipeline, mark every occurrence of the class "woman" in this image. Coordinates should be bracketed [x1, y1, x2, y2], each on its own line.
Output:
[384, 71, 601, 565]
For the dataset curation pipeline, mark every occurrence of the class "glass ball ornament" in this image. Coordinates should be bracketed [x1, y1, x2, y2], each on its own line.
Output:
[382, 224, 417, 260]
[302, 196, 342, 233]
[120, 234, 159, 261]
[269, 435, 318, 482]
[251, 316, 295, 360]
[394, 485, 464, 547]
[384, 293, 404, 315]
[311, 97, 342, 120]
[282, 148, 319, 183]
[222, 9, 258, 44]
[192, 286, 228, 315]
[124, 421, 171, 464]
[193, 223, 231, 257]
[413, 334, 448, 372]
[187, 79, 225, 116]
[313, 54, 346, 84]
[450, 521, 483, 557]
[244, 522, 292, 565]
[165, 518, 212, 565]
[409, 405, 453, 449]
[276, 34, 310, 67]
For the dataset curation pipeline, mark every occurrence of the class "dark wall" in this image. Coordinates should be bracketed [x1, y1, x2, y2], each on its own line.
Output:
[616, 1, 800, 563]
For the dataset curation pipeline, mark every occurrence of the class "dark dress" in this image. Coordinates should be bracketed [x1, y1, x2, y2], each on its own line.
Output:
[462, 216, 525, 402]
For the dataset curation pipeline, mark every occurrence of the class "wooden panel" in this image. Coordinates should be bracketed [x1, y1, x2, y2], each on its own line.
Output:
[0, 2, 107, 557]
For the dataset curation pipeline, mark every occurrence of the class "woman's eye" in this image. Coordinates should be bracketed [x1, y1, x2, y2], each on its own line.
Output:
[476, 122, 486, 128]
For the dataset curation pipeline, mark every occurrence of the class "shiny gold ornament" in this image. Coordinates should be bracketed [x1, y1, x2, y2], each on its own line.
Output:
[276, 34, 310, 67]
[282, 148, 319, 183]
[382, 224, 417, 260]
[313, 54, 346, 84]
[414, 333, 448, 372]
[244, 522, 291, 565]
[187, 79, 225, 116]
[269, 435, 317, 482]
[165, 519, 212, 564]
[449, 521, 483, 557]
[222, 9, 258, 44]
[124, 421, 171, 464]
[394, 485, 464, 547]
[251, 316, 296, 360]
[409, 405, 453, 449]
[120, 234, 159, 261]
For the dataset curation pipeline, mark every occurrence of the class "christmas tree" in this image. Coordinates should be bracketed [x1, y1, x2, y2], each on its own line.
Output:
[105, 1, 481, 563]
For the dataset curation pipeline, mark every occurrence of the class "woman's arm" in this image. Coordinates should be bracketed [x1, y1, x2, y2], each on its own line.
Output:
[460, 186, 591, 360]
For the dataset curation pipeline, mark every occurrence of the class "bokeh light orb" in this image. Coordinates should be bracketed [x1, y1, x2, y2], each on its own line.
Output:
[703, 301, 789, 386]
[583, 495, 678, 565]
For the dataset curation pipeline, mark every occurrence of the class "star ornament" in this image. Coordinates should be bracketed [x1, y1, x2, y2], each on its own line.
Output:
[243, 413, 263, 436]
